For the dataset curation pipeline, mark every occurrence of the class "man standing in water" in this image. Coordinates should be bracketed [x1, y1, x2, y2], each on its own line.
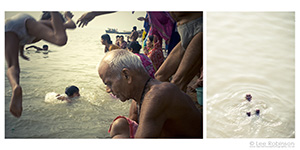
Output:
[98, 49, 202, 138]
[129, 26, 139, 42]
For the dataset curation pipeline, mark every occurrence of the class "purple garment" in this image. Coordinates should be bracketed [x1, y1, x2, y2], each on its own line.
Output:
[148, 12, 175, 45]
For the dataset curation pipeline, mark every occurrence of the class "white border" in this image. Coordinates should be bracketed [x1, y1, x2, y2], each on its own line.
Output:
[1, 0, 299, 149]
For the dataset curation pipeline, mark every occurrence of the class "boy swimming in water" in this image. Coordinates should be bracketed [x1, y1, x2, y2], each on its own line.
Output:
[56, 85, 80, 103]
[26, 44, 49, 51]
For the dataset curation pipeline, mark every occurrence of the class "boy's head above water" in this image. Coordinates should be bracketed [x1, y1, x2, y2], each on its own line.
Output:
[65, 85, 80, 97]
[43, 45, 48, 50]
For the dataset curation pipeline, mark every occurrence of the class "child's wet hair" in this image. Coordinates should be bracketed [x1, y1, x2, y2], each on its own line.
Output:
[43, 45, 48, 49]
[65, 85, 79, 96]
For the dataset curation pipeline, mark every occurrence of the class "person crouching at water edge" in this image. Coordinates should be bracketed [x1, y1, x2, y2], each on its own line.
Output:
[97, 49, 203, 138]
[56, 85, 80, 103]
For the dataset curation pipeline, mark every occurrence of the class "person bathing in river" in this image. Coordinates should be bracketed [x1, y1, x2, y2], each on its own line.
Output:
[129, 26, 139, 42]
[56, 85, 80, 103]
[5, 11, 76, 118]
[101, 34, 120, 53]
[119, 35, 127, 49]
[26, 44, 49, 51]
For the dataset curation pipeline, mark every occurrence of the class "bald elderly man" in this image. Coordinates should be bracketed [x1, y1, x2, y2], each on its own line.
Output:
[98, 49, 202, 138]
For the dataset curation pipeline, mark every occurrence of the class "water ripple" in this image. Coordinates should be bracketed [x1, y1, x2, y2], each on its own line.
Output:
[207, 80, 294, 138]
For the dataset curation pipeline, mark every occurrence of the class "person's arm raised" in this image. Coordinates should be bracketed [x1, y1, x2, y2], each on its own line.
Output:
[25, 45, 42, 50]
[76, 11, 116, 28]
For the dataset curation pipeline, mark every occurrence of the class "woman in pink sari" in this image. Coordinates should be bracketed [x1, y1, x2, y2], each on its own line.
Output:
[145, 35, 164, 71]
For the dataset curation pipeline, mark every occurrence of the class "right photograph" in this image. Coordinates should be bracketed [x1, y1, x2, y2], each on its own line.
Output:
[206, 12, 295, 138]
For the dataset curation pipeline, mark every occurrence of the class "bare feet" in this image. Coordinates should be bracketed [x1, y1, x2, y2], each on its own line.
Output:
[10, 85, 23, 118]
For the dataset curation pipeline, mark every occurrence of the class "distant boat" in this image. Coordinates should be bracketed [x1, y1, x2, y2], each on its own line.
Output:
[117, 31, 132, 34]
[105, 28, 131, 34]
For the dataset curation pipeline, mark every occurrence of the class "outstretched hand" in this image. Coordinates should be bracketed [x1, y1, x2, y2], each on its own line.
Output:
[76, 12, 96, 28]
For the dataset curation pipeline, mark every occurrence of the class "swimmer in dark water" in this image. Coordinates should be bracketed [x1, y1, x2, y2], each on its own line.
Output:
[56, 85, 80, 103]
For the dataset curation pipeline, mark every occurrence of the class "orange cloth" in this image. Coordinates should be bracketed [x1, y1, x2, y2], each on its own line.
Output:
[109, 44, 121, 51]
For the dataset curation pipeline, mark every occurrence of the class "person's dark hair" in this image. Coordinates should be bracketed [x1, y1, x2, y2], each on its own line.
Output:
[43, 45, 48, 49]
[65, 85, 79, 96]
[116, 35, 120, 38]
[120, 35, 124, 39]
[101, 34, 112, 44]
[128, 41, 142, 54]
[148, 35, 154, 42]
[41, 11, 65, 22]
[133, 26, 137, 31]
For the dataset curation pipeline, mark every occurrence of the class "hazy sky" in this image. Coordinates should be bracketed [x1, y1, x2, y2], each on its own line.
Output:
[5, 11, 146, 31]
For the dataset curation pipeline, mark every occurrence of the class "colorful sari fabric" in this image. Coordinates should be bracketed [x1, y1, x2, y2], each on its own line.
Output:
[135, 53, 155, 78]
[148, 12, 175, 45]
[146, 42, 164, 71]
[143, 13, 150, 33]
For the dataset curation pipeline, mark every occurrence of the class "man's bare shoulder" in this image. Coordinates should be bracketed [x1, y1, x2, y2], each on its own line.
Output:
[141, 82, 177, 118]
[149, 82, 178, 95]
[144, 82, 181, 106]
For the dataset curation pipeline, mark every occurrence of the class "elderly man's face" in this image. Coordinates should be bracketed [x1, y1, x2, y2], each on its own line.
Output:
[98, 62, 129, 102]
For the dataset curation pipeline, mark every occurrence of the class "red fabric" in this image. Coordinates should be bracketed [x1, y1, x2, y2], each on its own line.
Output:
[108, 116, 139, 138]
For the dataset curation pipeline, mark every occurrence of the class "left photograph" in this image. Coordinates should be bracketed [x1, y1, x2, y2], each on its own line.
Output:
[4, 11, 203, 138]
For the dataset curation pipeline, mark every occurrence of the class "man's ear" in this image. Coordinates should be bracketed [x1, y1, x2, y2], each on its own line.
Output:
[122, 68, 132, 84]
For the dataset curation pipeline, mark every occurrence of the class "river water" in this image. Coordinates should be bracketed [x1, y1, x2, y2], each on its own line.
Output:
[5, 11, 145, 138]
[206, 12, 295, 138]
